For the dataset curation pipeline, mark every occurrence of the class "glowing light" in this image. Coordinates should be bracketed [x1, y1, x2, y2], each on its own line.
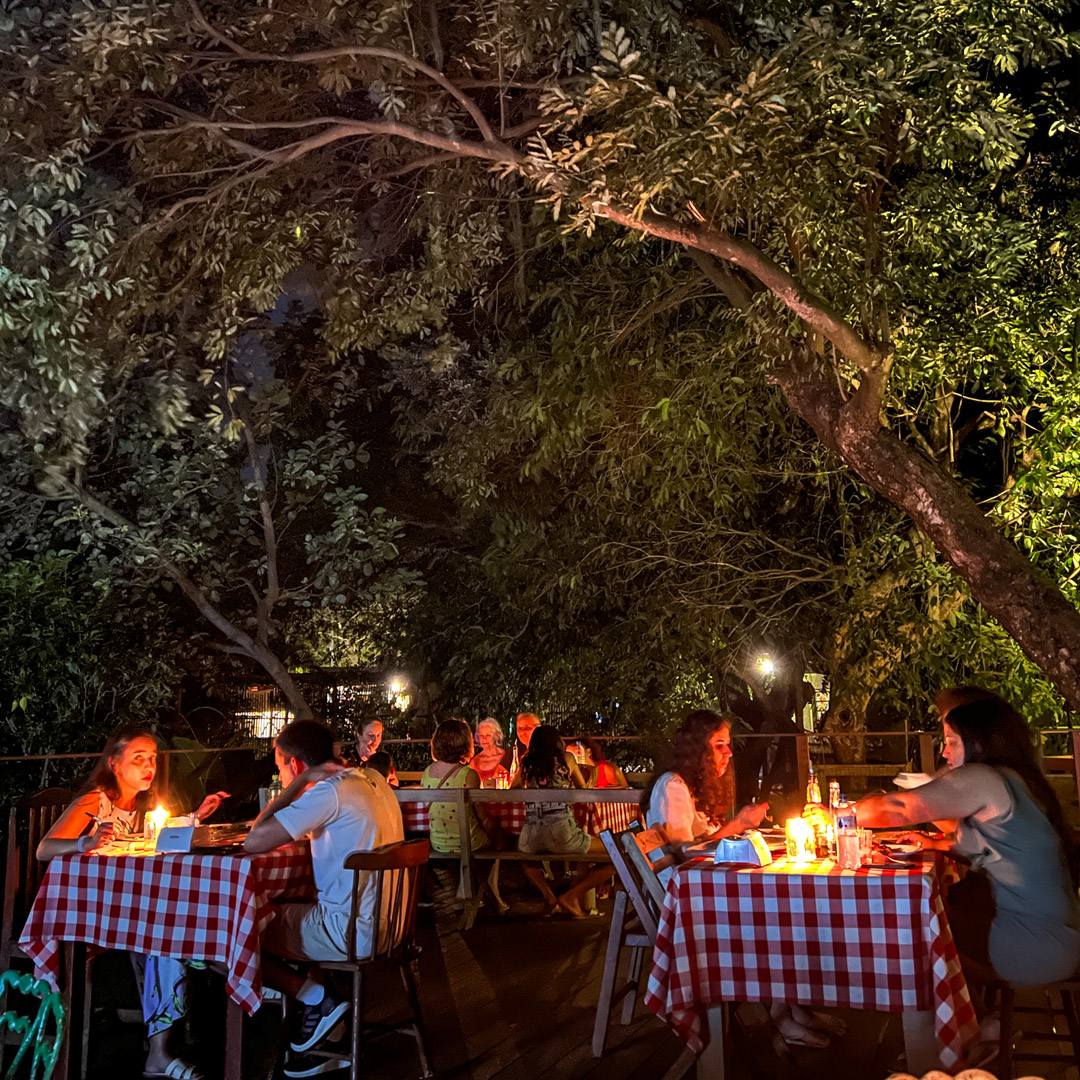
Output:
[390, 680, 403, 695]
[785, 817, 815, 862]
[146, 804, 169, 844]
[756, 655, 776, 676]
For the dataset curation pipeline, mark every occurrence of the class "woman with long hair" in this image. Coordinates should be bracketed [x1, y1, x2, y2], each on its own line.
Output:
[857, 689, 1080, 987]
[513, 725, 613, 917]
[580, 737, 627, 789]
[646, 711, 845, 1048]
[644, 710, 767, 851]
[38, 723, 228, 1080]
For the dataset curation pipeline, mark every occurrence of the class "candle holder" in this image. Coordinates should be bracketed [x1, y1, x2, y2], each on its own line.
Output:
[785, 817, 815, 862]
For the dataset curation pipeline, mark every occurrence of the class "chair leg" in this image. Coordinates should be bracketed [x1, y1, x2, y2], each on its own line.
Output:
[592, 890, 627, 1057]
[621, 945, 643, 1026]
[998, 985, 1013, 1080]
[1059, 986, 1080, 1072]
[349, 969, 363, 1080]
[399, 960, 433, 1078]
[80, 955, 94, 1080]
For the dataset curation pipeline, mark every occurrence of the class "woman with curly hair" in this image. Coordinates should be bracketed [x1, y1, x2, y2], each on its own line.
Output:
[645, 710, 844, 1048]
[644, 710, 767, 857]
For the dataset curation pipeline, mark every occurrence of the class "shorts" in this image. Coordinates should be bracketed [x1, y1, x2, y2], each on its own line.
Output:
[262, 902, 350, 962]
[518, 812, 592, 856]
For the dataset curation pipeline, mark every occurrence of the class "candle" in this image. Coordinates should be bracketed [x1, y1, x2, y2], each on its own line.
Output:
[785, 817, 815, 862]
[146, 805, 169, 845]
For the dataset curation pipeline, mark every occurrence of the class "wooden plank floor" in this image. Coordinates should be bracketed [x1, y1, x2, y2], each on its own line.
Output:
[81, 867, 1077, 1080]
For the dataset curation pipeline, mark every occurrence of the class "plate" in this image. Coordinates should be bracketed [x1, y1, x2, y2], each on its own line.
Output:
[883, 843, 920, 855]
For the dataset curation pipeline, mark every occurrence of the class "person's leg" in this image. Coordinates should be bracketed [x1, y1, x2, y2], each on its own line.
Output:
[139, 955, 199, 1076]
[522, 863, 559, 911]
[558, 865, 613, 917]
[769, 1003, 830, 1049]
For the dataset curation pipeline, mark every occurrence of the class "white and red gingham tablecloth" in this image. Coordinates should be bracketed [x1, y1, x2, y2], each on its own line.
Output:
[19, 843, 314, 1015]
[400, 797, 640, 837]
[644, 856, 979, 1071]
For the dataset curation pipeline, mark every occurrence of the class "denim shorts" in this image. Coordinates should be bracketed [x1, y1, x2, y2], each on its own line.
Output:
[518, 812, 592, 855]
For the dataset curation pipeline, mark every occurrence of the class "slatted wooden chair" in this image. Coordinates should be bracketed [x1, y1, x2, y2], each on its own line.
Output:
[1, 789, 73, 973]
[291, 839, 433, 1080]
[983, 973, 1080, 1076]
[592, 825, 674, 1056]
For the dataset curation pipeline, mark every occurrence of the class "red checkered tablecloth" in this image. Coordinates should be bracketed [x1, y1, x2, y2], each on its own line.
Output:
[19, 844, 314, 1015]
[400, 798, 640, 837]
[644, 856, 979, 1071]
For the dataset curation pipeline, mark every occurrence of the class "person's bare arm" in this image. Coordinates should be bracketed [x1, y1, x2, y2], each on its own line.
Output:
[244, 815, 294, 854]
[37, 792, 113, 861]
[703, 802, 771, 841]
[567, 754, 591, 790]
[856, 767, 996, 830]
[252, 763, 345, 827]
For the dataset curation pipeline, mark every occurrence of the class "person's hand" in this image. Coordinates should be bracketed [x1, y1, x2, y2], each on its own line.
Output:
[897, 831, 935, 850]
[80, 822, 115, 853]
[733, 801, 770, 832]
[304, 762, 348, 785]
[194, 791, 230, 822]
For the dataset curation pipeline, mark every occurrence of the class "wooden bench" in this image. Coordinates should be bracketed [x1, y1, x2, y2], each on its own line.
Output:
[395, 787, 644, 928]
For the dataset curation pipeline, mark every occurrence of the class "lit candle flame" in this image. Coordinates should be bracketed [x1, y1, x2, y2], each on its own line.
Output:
[149, 805, 169, 831]
[785, 817, 815, 862]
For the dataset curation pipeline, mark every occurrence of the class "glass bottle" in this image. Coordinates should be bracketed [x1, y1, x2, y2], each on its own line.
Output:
[805, 762, 821, 805]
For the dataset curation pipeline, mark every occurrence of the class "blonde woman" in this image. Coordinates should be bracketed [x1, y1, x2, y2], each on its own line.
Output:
[471, 717, 511, 785]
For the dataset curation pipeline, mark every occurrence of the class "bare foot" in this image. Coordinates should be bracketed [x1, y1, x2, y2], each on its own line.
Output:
[790, 1004, 848, 1036]
[775, 1014, 830, 1048]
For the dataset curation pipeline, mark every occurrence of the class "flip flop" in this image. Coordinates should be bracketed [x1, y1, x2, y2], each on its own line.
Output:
[143, 1059, 203, 1080]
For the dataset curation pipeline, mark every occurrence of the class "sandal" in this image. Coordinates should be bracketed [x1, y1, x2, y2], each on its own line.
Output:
[143, 1059, 204, 1080]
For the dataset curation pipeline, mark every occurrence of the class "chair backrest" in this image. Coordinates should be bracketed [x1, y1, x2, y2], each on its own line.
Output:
[0, 969, 65, 1080]
[3, 790, 73, 957]
[600, 826, 673, 942]
[343, 838, 430, 962]
[620, 828, 671, 915]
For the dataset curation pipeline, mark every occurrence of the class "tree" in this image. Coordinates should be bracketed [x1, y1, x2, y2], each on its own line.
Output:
[3, 0, 1080, 714]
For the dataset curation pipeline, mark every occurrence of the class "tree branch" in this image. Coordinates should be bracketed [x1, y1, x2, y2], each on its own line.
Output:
[188, 0, 497, 142]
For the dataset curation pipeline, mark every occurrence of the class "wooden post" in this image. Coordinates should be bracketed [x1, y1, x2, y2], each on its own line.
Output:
[1071, 730, 1080, 813]
[918, 733, 936, 775]
[795, 734, 810, 798]
[456, 787, 474, 900]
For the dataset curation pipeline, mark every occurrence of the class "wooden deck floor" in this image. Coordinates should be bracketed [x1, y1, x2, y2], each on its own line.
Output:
[81, 867, 1077, 1080]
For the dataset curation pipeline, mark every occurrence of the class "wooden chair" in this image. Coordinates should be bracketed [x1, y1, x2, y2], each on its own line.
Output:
[592, 826, 672, 1056]
[297, 839, 433, 1080]
[1, 789, 73, 973]
[0, 969, 65, 1080]
[986, 975, 1080, 1077]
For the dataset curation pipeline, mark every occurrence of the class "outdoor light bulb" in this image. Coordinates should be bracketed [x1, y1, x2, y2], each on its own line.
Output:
[390, 680, 403, 694]
[757, 655, 776, 676]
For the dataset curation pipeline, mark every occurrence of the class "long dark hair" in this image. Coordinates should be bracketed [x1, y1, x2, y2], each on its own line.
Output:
[644, 710, 734, 825]
[80, 723, 157, 814]
[521, 726, 569, 787]
[944, 692, 1078, 882]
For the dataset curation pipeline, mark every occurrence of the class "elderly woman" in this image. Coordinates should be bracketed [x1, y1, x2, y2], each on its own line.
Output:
[38, 724, 227, 1080]
[645, 710, 843, 1048]
[857, 688, 1080, 987]
[471, 717, 511, 785]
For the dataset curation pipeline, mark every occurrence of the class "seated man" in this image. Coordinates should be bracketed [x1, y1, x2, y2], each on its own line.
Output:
[245, 718, 404, 1078]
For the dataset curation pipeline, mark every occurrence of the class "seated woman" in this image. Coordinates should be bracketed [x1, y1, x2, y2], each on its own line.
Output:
[38, 723, 228, 1080]
[582, 737, 628, 789]
[471, 717, 512, 786]
[513, 725, 613, 918]
[645, 710, 842, 1048]
[421, 719, 499, 854]
[857, 688, 1080, 988]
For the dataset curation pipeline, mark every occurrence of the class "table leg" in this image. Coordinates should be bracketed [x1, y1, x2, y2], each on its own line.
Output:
[696, 1004, 726, 1079]
[901, 1009, 940, 1075]
[225, 997, 243, 1080]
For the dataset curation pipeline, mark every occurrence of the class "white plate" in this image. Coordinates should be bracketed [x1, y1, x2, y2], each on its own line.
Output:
[893, 772, 933, 789]
[883, 843, 920, 855]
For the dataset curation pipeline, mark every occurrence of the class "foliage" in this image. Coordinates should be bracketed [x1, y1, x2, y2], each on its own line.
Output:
[2, 0, 1080, 736]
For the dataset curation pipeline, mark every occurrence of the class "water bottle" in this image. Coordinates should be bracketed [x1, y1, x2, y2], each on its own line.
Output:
[835, 795, 856, 832]
[835, 795, 860, 868]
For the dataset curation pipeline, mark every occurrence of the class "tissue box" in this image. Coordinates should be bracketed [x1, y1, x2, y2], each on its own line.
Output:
[714, 830, 773, 866]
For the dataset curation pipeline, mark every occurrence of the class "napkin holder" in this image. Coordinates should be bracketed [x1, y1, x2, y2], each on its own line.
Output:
[154, 816, 200, 853]
[714, 830, 773, 866]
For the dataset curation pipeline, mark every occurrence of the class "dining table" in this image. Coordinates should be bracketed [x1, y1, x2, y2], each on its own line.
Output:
[399, 795, 641, 836]
[643, 850, 980, 1077]
[19, 835, 315, 1080]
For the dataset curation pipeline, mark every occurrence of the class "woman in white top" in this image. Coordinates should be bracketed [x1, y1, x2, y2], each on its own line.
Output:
[39, 724, 228, 1080]
[645, 710, 845, 1048]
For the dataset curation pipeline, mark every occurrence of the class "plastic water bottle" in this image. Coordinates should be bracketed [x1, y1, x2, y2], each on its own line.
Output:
[835, 795, 856, 832]
[835, 795, 860, 868]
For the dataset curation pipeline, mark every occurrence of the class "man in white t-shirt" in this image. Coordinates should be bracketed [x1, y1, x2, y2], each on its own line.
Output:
[245, 718, 404, 1078]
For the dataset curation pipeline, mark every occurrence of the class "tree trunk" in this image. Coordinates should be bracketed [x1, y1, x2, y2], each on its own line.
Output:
[780, 366, 1080, 711]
